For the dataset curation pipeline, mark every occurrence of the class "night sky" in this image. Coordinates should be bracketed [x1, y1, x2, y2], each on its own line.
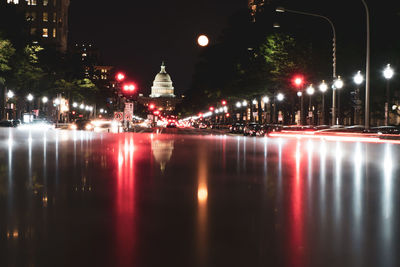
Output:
[69, 0, 400, 96]
[69, 0, 246, 95]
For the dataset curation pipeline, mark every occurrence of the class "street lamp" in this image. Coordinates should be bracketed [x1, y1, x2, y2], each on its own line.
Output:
[319, 81, 328, 125]
[54, 98, 61, 105]
[277, 7, 337, 125]
[306, 85, 315, 125]
[353, 71, 364, 125]
[27, 94, 34, 102]
[242, 100, 248, 107]
[7, 91, 14, 99]
[277, 93, 284, 102]
[383, 64, 394, 126]
[73, 102, 78, 108]
[42, 96, 48, 103]
[262, 96, 270, 103]
[236, 102, 242, 108]
[80, 104, 85, 110]
[333, 76, 344, 124]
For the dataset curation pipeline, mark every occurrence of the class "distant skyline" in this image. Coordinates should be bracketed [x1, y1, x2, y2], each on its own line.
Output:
[69, 0, 246, 95]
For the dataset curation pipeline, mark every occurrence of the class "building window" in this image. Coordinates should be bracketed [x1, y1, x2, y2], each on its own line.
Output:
[53, 12, 56, 22]
[43, 0, 48, 6]
[42, 28, 48, 38]
[7, 0, 19, 4]
[26, 12, 36, 21]
[52, 28, 56, 38]
[43, 12, 48, 22]
[27, 0, 37, 6]
[30, 27, 37, 35]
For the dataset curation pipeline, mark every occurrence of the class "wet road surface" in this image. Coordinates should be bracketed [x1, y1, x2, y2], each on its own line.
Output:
[0, 128, 399, 267]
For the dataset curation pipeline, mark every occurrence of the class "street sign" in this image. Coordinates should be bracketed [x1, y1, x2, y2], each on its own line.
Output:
[125, 103, 134, 113]
[125, 113, 132, 121]
[114, 112, 123, 121]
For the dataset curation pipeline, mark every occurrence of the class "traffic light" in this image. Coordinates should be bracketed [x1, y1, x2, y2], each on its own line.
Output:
[116, 72, 126, 82]
[221, 100, 227, 106]
[123, 83, 136, 93]
[153, 110, 160, 116]
[149, 103, 156, 110]
[292, 75, 305, 88]
[209, 106, 214, 111]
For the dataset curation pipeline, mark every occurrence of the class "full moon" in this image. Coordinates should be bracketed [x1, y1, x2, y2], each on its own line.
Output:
[197, 35, 209, 47]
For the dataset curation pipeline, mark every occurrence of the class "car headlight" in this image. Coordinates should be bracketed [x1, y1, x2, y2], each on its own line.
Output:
[85, 124, 93, 130]
[70, 124, 77, 130]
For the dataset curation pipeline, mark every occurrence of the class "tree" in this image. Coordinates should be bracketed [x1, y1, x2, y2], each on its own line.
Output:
[0, 38, 15, 85]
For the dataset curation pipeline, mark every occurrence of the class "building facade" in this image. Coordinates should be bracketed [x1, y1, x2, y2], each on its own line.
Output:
[138, 62, 181, 113]
[6, 0, 70, 52]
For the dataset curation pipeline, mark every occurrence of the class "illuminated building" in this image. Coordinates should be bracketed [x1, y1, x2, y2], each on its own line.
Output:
[5, 0, 70, 52]
[138, 62, 181, 113]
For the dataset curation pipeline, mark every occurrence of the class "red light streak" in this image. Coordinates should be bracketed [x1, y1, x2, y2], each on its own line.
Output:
[269, 131, 400, 145]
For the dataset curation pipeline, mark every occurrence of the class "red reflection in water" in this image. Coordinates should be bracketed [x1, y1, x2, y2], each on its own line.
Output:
[289, 141, 305, 267]
[115, 137, 136, 266]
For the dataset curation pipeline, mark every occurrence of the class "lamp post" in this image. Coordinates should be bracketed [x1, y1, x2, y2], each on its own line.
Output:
[262, 96, 270, 123]
[277, 7, 337, 125]
[383, 64, 394, 126]
[275, 93, 284, 124]
[306, 85, 315, 125]
[333, 76, 344, 124]
[27, 94, 34, 116]
[319, 81, 328, 125]
[353, 71, 364, 125]
[361, 0, 370, 128]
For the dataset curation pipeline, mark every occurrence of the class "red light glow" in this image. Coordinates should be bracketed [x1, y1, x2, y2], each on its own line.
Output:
[123, 84, 136, 93]
[149, 104, 155, 110]
[292, 75, 304, 88]
[209, 107, 214, 111]
[221, 100, 227, 106]
[116, 73, 126, 82]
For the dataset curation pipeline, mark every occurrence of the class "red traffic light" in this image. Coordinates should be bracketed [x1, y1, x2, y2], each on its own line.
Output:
[292, 75, 304, 88]
[226, 113, 230, 117]
[149, 103, 156, 110]
[123, 83, 136, 93]
[116, 72, 126, 82]
[221, 100, 227, 106]
[209, 106, 214, 111]
[153, 110, 160, 116]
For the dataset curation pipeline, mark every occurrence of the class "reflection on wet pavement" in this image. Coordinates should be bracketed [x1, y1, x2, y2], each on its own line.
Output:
[0, 129, 399, 267]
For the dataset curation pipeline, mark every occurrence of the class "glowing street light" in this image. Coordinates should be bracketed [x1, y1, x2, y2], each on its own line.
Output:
[306, 84, 315, 95]
[197, 35, 209, 47]
[252, 99, 258, 105]
[383, 64, 394, 125]
[353, 71, 364, 85]
[27, 94, 34, 101]
[242, 100, 248, 107]
[73, 102, 78, 108]
[7, 90, 14, 98]
[42, 96, 48, 103]
[80, 104, 85, 110]
[236, 102, 242, 108]
[54, 98, 61, 105]
[262, 96, 270, 103]
[100, 109, 104, 113]
[277, 93, 284, 101]
[334, 76, 344, 89]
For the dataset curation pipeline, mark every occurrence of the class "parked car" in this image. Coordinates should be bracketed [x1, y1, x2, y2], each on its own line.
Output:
[72, 119, 93, 130]
[243, 123, 261, 136]
[229, 123, 245, 134]
[365, 126, 400, 135]
[0, 120, 14, 127]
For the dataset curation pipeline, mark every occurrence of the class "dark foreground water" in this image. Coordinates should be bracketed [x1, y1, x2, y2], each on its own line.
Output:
[0, 128, 399, 267]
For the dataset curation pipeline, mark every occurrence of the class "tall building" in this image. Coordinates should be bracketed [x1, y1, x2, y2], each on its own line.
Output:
[5, 0, 70, 52]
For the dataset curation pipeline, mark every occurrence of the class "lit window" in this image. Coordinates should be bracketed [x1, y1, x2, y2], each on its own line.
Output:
[43, 0, 48, 5]
[43, 12, 48, 22]
[52, 28, 56, 38]
[27, 0, 37, 6]
[7, 0, 19, 4]
[82, 53, 87, 57]
[42, 28, 48, 37]
[53, 12, 56, 22]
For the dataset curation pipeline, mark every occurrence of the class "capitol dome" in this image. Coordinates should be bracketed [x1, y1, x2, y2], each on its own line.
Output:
[150, 62, 175, 98]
